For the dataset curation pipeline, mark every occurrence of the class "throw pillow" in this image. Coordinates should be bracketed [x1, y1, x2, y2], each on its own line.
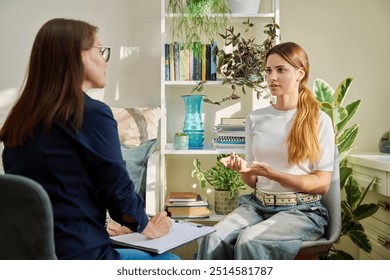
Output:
[120, 138, 157, 200]
[112, 107, 161, 148]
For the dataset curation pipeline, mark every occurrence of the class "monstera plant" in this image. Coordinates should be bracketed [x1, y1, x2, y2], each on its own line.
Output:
[314, 77, 379, 259]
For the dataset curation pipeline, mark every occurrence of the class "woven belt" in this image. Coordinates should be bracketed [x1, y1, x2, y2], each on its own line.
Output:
[253, 190, 321, 206]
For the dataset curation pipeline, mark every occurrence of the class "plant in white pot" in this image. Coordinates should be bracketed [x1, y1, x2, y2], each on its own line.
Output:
[191, 154, 246, 214]
[226, 0, 261, 14]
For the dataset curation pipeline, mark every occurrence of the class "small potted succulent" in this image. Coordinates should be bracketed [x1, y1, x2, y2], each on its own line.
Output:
[173, 132, 189, 150]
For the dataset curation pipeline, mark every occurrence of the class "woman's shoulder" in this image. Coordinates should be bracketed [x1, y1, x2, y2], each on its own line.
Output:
[248, 105, 273, 116]
[84, 94, 111, 114]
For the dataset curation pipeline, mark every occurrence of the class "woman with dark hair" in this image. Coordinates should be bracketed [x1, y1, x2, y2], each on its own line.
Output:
[0, 18, 179, 260]
[197, 42, 335, 260]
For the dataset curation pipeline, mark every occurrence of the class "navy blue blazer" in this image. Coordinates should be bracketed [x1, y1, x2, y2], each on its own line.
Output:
[3, 94, 149, 259]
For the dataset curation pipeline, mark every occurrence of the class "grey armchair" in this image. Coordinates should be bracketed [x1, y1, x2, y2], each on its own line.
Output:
[0, 174, 57, 259]
[295, 148, 341, 259]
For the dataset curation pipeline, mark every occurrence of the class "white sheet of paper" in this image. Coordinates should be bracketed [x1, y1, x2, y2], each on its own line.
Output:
[110, 220, 215, 254]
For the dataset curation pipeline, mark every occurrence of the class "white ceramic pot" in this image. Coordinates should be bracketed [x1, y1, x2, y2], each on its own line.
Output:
[226, 0, 261, 14]
[173, 135, 189, 150]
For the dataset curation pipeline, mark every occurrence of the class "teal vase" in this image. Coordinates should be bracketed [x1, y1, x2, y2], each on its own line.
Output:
[182, 94, 204, 149]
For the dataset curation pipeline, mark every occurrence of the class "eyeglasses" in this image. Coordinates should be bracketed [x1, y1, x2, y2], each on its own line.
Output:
[92, 46, 111, 62]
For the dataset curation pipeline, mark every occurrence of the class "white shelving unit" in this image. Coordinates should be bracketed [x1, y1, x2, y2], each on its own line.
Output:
[159, 0, 280, 211]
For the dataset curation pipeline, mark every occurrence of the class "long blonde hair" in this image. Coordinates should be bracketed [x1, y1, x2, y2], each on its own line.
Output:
[266, 42, 321, 165]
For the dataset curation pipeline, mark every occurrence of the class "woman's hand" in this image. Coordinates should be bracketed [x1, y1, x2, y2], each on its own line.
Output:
[220, 152, 248, 172]
[106, 223, 133, 236]
[141, 211, 172, 239]
[240, 161, 272, 177]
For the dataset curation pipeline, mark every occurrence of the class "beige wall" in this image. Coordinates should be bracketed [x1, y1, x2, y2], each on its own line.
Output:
[1, 1, 389, 167]
[0, 0, 161, 112]
[281, 0, 390, 152]
[0, 0, 161, 173]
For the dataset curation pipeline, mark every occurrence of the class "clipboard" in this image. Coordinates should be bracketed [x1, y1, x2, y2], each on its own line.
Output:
[110, 221, 216, 254]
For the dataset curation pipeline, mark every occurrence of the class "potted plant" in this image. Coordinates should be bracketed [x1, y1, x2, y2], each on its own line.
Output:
[173, 132, 189, 150]
[314, 77, 379, 259]
[191, 154, 246, 214]
[167, 0, 230, 56]
[193, 18, 279, 105]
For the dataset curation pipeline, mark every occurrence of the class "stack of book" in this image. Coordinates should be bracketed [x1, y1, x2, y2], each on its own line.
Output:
[165, 192, 210, 219]
[212, 117, 245, 150]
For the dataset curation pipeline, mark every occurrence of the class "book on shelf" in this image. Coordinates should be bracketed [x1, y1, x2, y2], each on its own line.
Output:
[213, 136, 245, 145]
[167, 205, 211, 219]
[167, 191, 198, 202]
[210, 40, 217, 81]
[215, 124, 245, 132]
[164, 43, 170, 81]
[192, 42, 202, 81]
[212, 141, 246, 150]
[166, 194, 208, 207]
[220, 117, 246, 125]
[201, 43, 207, 81]
[169, 43, 175, 81]
[213, 117, 246, 149]
[178, 43, 187, 81]
[174, 41, 180, 81]
[165, 192, 210, 219]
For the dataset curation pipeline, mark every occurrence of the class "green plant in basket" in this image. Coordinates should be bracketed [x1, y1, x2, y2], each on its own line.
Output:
[191, 154, 246, 199]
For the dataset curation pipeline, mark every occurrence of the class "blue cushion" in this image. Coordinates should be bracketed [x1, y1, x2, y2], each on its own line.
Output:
[120, 139, 156, 200]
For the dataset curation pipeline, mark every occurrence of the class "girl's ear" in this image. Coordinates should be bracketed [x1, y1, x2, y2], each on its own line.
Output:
[298, 67, 305, 81]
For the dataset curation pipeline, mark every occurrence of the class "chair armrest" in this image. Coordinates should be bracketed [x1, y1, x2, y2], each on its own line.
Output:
[145, 151, 160, 216]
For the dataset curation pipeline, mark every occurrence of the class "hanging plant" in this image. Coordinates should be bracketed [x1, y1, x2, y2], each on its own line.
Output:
[192, 18, 280, 105]
[168, 0, 230, 55]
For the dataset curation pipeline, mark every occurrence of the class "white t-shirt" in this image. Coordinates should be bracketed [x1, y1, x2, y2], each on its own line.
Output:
[245, 105, 335, 194]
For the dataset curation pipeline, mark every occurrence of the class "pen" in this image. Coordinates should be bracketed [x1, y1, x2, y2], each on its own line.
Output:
[173, 219, 204, 228]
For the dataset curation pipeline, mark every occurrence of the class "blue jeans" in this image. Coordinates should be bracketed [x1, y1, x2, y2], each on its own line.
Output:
[197, 194, 328, 260]
[115, 248, 180, 260]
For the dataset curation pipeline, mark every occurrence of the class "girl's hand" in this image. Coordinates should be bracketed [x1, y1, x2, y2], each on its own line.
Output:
[240, 161, 272, 177]
[220, 152, 248, 172]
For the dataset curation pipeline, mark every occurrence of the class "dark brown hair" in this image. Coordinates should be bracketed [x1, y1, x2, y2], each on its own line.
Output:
[0, 18, 97, 148]
[266, 42, 321, 164]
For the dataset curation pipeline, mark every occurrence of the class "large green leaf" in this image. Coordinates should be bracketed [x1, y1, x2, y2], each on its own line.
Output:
[329, 250, 354, 260]
[341, 217, 364, 233]
[332, 106, 348, 133]
[339, 167, 352, 188]
[336, 124, 359, 155]
[344, 176, 361, 210]
[341, 200, 353, 217]
[348, 230, 372, 253]
[336, 100, 361, 133]
[338, 146, 356, 164]
[313, 78, 334, 103]
[354, 203, 379, 220]
[334, 77, 353, 106]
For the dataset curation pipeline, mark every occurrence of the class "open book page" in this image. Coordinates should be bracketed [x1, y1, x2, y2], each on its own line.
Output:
[110, 220, 215, 254]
